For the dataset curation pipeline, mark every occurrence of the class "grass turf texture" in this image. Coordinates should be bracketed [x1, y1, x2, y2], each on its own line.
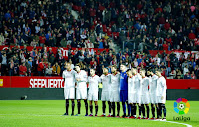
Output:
[0, 100, 198, 127]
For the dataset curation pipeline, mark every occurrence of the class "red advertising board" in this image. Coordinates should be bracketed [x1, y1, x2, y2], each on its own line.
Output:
[0, 76, 199, 89]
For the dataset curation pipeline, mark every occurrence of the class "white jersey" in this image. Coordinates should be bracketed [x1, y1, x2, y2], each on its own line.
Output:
[75, 70, 88, 89]
[140, 77, 150, 96]
[62, 69, 76, 88]
[134, 73, 142, 95]
[110, 73, 120, 92]
[100, 74, 111, 92]
[128, 76, 135, 93]
[88, 75, 101, 93]
[149, 74, 158, 95]
[157, 76, 167, 97]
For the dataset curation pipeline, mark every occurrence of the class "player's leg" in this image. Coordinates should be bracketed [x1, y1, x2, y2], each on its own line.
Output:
[112, 102, 115, 117]
[130, 103, 133, 118]
[64, 99, 69, 115]
[138, 103, 142, 119]
[156, 103, 159, 119]
[121, 90, 127, 117]
[116, 102, 120, 117]
[158, 103, 162, 119]
[121, 101, 126, 117]
[127, 101, 131, 117]
[151, 103, 156, 119]
[89, 100, 93, 116]
[132, 103, 137, 118]
[77, 99, 81, 115]
[129, 103, 136, 118]
[101, 101, 106, 116]
[75, 88, 81, 116]
[162, 103, 166, 120]
[108, 101, 112, 116]
[71, 99, 75, 116]
[84, 99, 88, 116]
[146, 104, 150, 119]
[141, 104, 146, 119]
[94, 101, 98, 116]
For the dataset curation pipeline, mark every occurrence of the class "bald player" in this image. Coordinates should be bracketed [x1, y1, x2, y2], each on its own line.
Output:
[62, 62, 76, 116]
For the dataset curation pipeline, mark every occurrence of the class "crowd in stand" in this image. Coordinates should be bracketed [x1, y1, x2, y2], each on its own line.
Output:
[0, 0, 199, 79]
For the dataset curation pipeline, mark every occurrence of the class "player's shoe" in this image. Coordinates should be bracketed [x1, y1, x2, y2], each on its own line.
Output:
[150, 117, 156, 120]
[95, 114, 98, 117]
[125, 116, 129, 118]
[129, 116, 136, 119]
[156, 117, 162, 121]
[63, 113, 68, 116]
[120, 115, 126, 118]
[107, 114, 112, 117]
[100, 114, 106, 117]
[75, 114, 80, 116]
[111, 115, 115, 117]
[115, 116, 120, 118]
[162, 118, 166, 121]
[71, 114, 74, 116]
[85, 114, 88, 116]
[89, 114, 93, 116]
[137, 116, 142, 119]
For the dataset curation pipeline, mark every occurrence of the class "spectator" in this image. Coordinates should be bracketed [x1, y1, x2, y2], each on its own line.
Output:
[37, 61, 44, 76]
[52, 62, 61, 76]
[9, 59, 14, 76]
[184, 72, 191, 79]
[19, 62, 27, 76]
[1, 53, 7, 76]
[45, 63, 53, 76]
[183, 65, 189, 75]
[39, 34, 46, 47]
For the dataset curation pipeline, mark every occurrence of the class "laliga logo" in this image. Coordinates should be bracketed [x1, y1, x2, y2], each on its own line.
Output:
[174, 98, 190, 115]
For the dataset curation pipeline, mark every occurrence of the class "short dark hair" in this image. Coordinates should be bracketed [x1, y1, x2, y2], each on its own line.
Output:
[126, 69, 131, 72]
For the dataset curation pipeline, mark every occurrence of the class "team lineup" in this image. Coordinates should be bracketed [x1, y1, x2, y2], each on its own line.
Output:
[62, 62, 167, 120]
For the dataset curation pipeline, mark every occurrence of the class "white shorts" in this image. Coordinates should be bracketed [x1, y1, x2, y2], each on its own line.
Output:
[88, 92, 98, 101]
[76, 87, 87, 100]
[101, 91, 110, 101]
[128, 93, 140, 104]
[140, 94, 150, 104]
[150, 94, 157, 104]
[157, 96, 166, 104]
[64, 87, 75, 99]
[110, 91, 120, 102]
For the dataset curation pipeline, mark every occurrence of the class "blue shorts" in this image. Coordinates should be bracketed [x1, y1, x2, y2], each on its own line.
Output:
[120, 90, 128, 102]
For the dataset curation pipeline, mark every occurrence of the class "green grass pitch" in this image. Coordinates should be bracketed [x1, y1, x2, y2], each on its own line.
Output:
[0, 100, 198, 127]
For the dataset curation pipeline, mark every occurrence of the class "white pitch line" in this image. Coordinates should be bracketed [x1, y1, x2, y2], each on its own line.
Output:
[0, 114, 193, 127]
[151, 120, 192, 127]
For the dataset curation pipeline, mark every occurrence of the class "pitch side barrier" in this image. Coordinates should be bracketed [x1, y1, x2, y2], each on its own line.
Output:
[0, 76, 199, 100]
